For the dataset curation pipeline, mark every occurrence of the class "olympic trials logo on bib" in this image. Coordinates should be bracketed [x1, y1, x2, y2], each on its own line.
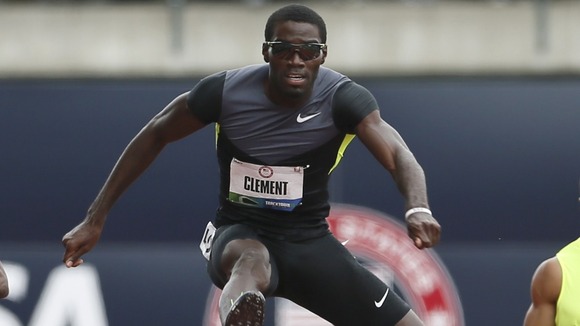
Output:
[202, 204, 464, 326]
[258, 166, 274, 178]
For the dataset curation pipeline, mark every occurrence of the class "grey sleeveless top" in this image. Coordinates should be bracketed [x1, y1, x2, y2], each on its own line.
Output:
[187, 64, 378, 240]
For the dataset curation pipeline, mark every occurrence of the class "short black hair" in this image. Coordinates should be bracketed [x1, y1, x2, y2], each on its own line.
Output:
[264, 4, 327, 43]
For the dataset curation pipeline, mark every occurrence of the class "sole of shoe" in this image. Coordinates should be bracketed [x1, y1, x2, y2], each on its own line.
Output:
[224, 291, 265, 326]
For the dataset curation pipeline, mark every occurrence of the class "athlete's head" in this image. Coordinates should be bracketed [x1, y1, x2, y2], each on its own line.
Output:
[262, 4, 328, 106]
[264, 4, 327, 44]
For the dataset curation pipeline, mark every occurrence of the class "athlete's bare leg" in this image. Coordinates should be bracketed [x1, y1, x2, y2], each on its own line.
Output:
[218, 239, 271, 325]
[395, 310, 424, 326]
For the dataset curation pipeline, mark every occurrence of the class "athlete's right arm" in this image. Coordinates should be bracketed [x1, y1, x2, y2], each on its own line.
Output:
[62, 92, 207, 268]
[523, 257, 561, 326]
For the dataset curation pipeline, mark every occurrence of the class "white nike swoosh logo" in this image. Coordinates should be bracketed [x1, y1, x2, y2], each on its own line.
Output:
[296, 112, 321, 123]
[374, 288, 389, 308]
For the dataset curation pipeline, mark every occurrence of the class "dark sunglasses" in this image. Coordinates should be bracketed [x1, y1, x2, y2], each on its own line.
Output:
[264, 41, 327, 61]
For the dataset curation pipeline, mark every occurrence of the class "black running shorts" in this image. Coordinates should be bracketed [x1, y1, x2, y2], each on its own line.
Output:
[207, 223, 411, 326]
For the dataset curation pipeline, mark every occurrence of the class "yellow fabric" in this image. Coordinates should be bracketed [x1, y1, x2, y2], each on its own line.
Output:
[215, 123, 220, 148]
[328, 134, 356, 174]
[555, 237, 580, 326]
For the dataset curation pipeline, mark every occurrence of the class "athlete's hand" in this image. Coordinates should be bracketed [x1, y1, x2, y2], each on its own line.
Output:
[406, 213, 441, 249]
[62, 221, 102, 268]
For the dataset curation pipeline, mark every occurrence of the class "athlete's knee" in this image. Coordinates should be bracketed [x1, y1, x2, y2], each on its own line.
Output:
[235, 247, 269, 268]
[221, 240, 271, 281]
[222, 239, 269, 265]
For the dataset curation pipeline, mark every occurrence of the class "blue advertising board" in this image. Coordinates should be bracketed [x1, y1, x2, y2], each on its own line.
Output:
[1, 76, 579, 325]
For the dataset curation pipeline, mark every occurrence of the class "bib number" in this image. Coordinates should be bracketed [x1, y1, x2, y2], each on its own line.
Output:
[199, 221, 216, 261]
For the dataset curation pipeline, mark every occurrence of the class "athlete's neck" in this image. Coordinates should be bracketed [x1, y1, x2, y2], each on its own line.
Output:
[263, 79, 312, 108]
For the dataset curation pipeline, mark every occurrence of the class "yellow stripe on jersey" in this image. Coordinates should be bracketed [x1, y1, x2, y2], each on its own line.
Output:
[215, 123, 220, 148]
[329, 134, 356, 174]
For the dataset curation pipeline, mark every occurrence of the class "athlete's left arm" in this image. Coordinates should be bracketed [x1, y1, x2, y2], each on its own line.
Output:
[355, 110, 441, 249]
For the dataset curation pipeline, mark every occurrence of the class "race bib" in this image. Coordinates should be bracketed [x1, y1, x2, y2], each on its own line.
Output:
[228, 158, 304, 211]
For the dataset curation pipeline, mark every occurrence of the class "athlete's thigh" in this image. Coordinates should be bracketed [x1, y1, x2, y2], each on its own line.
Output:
[279, 234, 410, 325]
[206, 224, 279, 295]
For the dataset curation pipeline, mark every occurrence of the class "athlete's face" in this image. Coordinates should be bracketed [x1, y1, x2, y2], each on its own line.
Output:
[262, 21, 327, 106]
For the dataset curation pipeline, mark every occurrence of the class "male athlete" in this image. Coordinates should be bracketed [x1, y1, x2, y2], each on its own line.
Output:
[524, 238, 580, 325]
[62, 4, 441, 325]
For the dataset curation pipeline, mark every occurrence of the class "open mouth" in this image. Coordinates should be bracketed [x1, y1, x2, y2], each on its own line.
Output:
[285, 73, 306, 86]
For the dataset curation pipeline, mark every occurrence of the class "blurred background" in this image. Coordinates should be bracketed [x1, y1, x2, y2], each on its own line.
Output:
[1, 0, 579, 325]
[1, 0, 579, 77]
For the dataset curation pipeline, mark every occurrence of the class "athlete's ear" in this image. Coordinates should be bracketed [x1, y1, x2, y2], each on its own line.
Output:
[262, 43, 270, 63]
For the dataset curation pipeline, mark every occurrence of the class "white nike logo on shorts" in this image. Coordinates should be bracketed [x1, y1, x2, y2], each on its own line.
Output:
[296, 112, 321, 123]
[374, 288, 389, 308]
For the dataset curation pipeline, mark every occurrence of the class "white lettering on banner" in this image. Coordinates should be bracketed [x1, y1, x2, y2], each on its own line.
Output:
[28, 265, 109, 326]
[3, 262, 29, 302]
[0, 306, 22, 326]
[0, 263, 108, 326]
[0, 262, 27, 326]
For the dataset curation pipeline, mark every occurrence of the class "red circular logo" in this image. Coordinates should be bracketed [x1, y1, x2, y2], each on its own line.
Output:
[258, 166, 274, 178]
